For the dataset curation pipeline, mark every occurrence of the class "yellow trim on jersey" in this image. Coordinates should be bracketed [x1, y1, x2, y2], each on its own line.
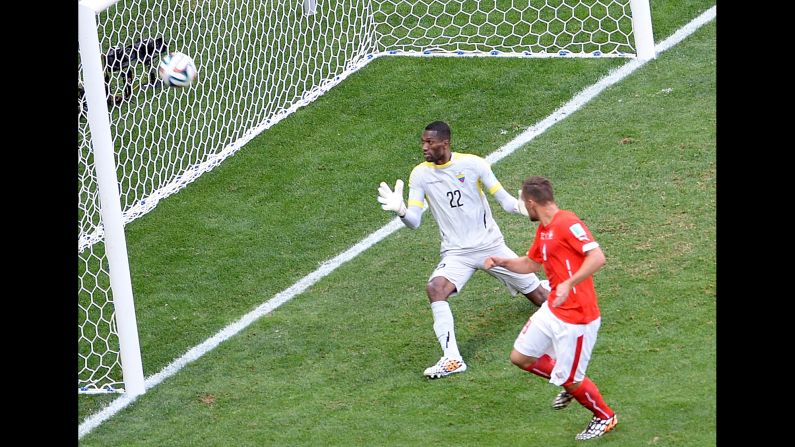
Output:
[421, 152, 463, 169]
[423, 160, 453, 169]
[488, 182, 503, 195]
[407, 199, 425, 208]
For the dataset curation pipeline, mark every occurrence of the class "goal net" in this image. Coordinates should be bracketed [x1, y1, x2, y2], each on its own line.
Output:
[79, 0, 652, 393]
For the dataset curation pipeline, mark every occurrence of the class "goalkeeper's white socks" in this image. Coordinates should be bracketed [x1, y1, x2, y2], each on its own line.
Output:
[431, 301, 461, 360]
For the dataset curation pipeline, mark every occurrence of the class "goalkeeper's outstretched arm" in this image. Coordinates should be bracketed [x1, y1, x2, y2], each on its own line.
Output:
[377, 179, 423, 229]
[399, 203, 422, 229]
[479, 160, 528, 216]
[492, 188, 529, 216]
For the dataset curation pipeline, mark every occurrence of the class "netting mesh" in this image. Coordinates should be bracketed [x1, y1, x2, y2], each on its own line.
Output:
[78, 0, 639, 393]
[374, 0, 634, 56]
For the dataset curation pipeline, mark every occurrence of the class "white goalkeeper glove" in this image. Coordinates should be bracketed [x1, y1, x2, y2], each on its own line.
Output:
[516, 189, 529, 216]
[377, 179, 407, 217]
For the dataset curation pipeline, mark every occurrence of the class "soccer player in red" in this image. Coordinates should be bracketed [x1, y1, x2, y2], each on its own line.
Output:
[484, 176, 617, 441]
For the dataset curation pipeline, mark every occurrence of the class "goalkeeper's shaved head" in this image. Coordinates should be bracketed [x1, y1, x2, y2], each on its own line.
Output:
[425, 121, 451, 141]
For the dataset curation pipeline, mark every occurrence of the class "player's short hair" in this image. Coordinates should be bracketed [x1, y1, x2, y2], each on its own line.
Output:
[522, 176, 555, 205]
[425, 121, 451, 141]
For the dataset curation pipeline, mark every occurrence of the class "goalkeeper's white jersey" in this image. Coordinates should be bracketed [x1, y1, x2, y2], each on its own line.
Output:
[407, 152, 506, 255]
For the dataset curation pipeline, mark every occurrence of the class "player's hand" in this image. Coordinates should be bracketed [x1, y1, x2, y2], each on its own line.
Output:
[483, 256, 500, 270]
[515, 190, 529, 216]
[377, 179, 407, 217]
[552, 280, 571, 307]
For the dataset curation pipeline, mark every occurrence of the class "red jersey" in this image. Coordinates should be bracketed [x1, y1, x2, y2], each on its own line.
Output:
[527, 210, 601, 324]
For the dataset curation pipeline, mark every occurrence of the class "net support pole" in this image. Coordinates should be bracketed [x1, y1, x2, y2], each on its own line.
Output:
[78, 0, 145, 397]
[629, 0, 655, 60]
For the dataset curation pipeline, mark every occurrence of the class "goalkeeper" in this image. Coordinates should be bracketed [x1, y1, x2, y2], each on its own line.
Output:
[377, 121, 549, 379]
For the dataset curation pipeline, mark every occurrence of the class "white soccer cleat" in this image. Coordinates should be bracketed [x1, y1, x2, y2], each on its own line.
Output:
[423, 357, 467, 379]
[575, 414, 618, 441]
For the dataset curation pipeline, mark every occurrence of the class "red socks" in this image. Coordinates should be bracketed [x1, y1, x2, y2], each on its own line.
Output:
[523, 354, 555, 379]
[522, 356, 615, 420]
[569, 377, 615, 419]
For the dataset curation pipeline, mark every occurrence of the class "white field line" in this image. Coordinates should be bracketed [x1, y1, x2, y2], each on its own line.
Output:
[79, 6, 715, 439]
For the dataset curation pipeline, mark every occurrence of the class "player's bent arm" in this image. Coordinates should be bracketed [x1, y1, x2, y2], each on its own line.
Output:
[568, 246, 605, 286]
[484, 255, 540, 274]
[553, 247, 605, 307]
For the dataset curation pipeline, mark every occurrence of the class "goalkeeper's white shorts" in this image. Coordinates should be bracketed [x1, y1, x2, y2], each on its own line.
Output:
[429, 243, 542, 297]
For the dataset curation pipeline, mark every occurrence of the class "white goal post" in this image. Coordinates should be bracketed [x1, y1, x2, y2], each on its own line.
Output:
[78, 0, 654, 395]
[78, 0, 144, 397]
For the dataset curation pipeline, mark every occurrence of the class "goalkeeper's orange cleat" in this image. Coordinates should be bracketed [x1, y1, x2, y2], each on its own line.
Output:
[423, 357, 467, 379]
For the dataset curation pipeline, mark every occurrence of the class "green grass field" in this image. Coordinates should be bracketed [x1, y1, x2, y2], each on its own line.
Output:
[79, 1, 715, 445]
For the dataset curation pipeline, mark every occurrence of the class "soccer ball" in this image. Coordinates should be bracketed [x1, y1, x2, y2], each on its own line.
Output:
[158, 52, 197, 88]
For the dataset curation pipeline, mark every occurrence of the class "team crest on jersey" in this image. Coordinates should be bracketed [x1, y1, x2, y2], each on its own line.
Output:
[540, 230, 554, 240]
[569, 223, 590, 242]
[455, 172, 465, 183]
